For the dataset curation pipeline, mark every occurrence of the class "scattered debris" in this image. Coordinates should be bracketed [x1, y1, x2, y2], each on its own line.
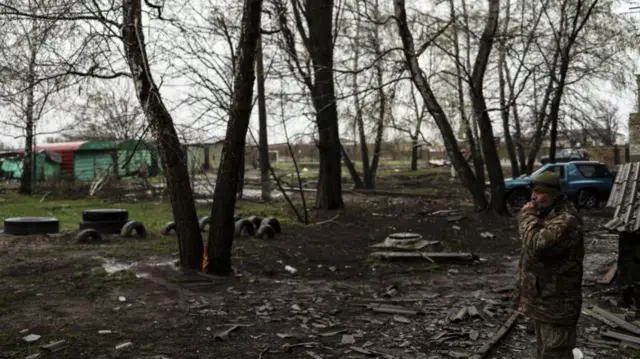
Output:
[393, 315, 411, 324]
[493, 286, 515, 293]
[25, 354, 40, 359]
[451, 307, 468, 322]
[452, 225, 461, 230]
[369, 303, 421, 316]
[350, 346, 374, 355]
[115, 342, 133, 350]
[467, 306, 481, 318]
[447, 215, 467, 222]
[599, 263, 617, 285]
[98, 330, 112, 335]
[214, 325, 240, 341]
[371, 232, 441, 251]
[40, 340, 67, 352]
[591, 306, 640, 335]
[469, 311, 520, 359]
[319, 328, 347, 337]
[22, 334, 41, 342]
[601, 330, 640, 345]
[480, 232, 495, 239]
[469, 329, 480, 341]
[20, 329, 29, 334]
[284, 265, 298, 275]
[281, 342, 318, 352]
[341, 334, 355, 344]
[370, 251, 478, 262]
[305, 351, 323, 359]
[118, 296, 126, 302]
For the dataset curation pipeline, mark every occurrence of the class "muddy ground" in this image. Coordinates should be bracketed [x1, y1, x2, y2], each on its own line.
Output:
[0, 175, 635, 359]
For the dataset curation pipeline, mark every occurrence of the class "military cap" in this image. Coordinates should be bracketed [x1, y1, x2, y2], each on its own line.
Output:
[532, 171, 561, 192]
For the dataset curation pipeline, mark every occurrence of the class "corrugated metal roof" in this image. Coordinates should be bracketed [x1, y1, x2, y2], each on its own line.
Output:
[79, 140, 115, 151]
[33, 141, 87, 152]
[604, 162, 640, 232]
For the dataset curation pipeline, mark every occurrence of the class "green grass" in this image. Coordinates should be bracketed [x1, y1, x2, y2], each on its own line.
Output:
[0, 193, 303, 234]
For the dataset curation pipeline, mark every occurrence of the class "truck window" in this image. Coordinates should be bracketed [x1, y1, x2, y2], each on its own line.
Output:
[543, 165, 565, 179]
[576, 164, 610, 178]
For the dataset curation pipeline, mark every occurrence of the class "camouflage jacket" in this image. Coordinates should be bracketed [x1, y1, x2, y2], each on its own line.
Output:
[516, 199, 584, 324]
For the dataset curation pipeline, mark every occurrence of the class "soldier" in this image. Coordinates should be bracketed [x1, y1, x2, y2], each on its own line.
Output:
[516, 171, 585, 359]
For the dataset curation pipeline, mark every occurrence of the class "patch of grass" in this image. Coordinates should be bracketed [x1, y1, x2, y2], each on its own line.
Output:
[0, 289, 36, 307]
[74, 267, 137, 300]
[0, 193, 302, 234]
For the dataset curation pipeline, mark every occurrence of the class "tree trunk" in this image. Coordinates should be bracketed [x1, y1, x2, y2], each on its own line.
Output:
[122, 0, 203, 269]
[236, 146, 246, 199]
[499, 48, 519, 178]
[497, 0, 518, 178]
[307, 0, 344, 210]
[410, 136, 419, 171]
[368, 2, 385, 189]
[20, 46, 37, 196]
[341, 146, 364, 189]
[470, 0, 504, 213]
[394, 0, 487, 209]
[458, 0, 485, 185]
[256, 35, 271, 201]
[207, 0, 263, 275]
[349, 0, 367, 189]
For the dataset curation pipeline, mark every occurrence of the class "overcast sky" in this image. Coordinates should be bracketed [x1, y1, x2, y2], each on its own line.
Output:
[0, 0, 637, 150]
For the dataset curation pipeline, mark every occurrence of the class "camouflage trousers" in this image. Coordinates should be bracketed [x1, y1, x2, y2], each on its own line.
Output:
[535, 321, 577, 359]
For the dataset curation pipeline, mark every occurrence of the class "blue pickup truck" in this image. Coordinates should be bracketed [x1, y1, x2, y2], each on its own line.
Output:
[504, 161, 615, 209]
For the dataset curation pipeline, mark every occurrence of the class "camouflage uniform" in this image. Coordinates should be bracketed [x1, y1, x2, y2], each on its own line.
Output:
[516, 172, 585, 359]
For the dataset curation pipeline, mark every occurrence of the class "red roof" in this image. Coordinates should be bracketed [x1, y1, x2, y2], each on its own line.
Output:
[34, 141, 86, 152]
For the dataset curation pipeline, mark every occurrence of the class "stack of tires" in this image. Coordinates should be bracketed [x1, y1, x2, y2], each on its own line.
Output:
[76, 209, 146, 243]
[161, 215, 281, 239]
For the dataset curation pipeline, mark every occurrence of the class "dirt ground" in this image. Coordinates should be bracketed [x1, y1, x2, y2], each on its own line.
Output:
[0, 175, 636, 359]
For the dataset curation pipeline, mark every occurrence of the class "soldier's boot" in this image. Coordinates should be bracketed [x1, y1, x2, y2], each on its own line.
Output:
[535, 321, 576, 359]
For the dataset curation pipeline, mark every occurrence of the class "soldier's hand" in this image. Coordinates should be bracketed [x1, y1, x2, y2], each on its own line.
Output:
[523, 202, 534, 209]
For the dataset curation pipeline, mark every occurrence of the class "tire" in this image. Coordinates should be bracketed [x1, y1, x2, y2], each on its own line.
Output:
[4, 217, 60, 235]
[82, 209, 129, 222]
[234, 219, 256, 237]
[75, 229, 102, 243]
[577, 189, 599, 209]
[121, 221, 147, 238]
[507, 188, 530, 209]
[79, 220, 128, 234]
[255, 224, 275, 239]
[161, 222, 176, 236]
[247, 216, 263, 230]
[260, 217, 281, 234]
[199, 216, 211, 232]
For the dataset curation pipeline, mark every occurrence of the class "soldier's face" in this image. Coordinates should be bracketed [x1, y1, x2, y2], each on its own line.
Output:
[531, 190, 553, 210]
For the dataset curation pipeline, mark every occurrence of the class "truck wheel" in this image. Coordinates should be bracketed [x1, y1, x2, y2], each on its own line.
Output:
[161, 222, 176, 236]
[260, 217, 281, 234]
[76, 229, 102, 243]
[577, 189, 599, 209]
[121, 221, 147, 238]
[234, 219, 256, 237]
[199, 216, 211, 232]
[4, 217, 60, 235]
[82, 209, 129, 222]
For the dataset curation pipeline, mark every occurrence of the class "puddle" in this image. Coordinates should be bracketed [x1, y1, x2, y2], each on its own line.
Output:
[94, 256, 178, 278]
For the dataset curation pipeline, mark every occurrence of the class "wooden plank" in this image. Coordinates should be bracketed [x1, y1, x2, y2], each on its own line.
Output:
[601, 330, 640, 345]
[592, 306, 640, 335]
[369, 251, 478, 262]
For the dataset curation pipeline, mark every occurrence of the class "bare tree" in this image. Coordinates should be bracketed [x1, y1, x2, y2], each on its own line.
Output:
[122, 0, 204, 269]
[393, 0, 490, 210]
[65, 80, 144, 140]
[274, 0, 344, 209]
[255, 33, 271, 201]
[207, 0, 263, 276]
[0, 0, 73, 195]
